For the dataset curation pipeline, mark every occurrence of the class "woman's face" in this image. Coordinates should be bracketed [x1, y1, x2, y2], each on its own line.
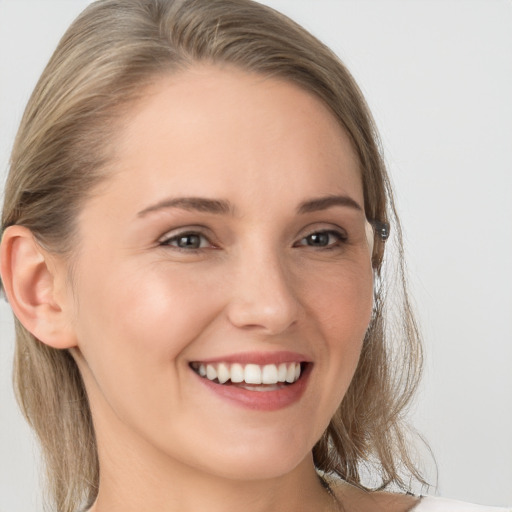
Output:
[66, 66, 374, 481]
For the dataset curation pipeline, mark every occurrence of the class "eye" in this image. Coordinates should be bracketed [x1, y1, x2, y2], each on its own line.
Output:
[159, 231, 213, 250]
[295, 230, 347, 249]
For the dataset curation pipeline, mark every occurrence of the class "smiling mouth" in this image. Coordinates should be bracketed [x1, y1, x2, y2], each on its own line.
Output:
[189, 361, 306, 390]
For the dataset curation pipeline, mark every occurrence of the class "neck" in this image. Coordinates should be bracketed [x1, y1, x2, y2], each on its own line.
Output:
[88, 419, 333, 512]
[91, 456, 332, 512]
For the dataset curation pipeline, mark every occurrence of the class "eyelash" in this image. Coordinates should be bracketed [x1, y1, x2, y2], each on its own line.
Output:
[159, 228, 348, 253]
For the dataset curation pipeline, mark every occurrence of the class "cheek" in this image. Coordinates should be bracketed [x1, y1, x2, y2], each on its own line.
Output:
[308, 263, 373, 386]
[71, 261, 225, 406]
[304, 261, 373, 339]
[292, 263, 373, 439]
[76, 261, 220, 350]
[70, 261, 230, 446]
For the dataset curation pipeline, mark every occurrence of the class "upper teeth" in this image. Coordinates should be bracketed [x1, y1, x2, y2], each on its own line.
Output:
[192, 362, 302, 385]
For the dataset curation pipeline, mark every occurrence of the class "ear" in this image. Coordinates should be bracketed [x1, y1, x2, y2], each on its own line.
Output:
[0, 225, 77, 349]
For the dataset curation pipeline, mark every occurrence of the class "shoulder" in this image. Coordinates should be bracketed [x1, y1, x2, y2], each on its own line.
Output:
[414, 496, 511, 512]
[327, 480, 510, 512]
[328, 480, 419, 512]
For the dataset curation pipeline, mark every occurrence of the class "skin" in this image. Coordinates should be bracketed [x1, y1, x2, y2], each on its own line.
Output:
[1, 65, 418, 512]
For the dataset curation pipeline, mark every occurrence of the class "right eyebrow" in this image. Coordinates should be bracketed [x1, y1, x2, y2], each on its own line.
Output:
[297, 194, 363, 214]
[137, 197, 234, 217]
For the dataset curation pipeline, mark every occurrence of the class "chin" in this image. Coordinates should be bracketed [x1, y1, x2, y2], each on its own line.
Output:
[196, 450, 310, 482]
[169, 423, 320, 483]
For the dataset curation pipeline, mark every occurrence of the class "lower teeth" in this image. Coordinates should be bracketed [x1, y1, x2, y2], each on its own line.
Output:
[238, 384, 284, 391]
[205, 378, 288, 390]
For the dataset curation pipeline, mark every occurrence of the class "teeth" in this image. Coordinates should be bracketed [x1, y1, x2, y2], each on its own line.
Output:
[192, 362, 303, 386]
[285, 364, 296, 383]
[277, 363, 287, 382]
[217, 363, 230, 384]
[245, 364, 262, 384]
[206, 364, 217, 381]
[262, 364, 278, 384]
[294, 363, 301, 381]
[230, 363, 244, 383]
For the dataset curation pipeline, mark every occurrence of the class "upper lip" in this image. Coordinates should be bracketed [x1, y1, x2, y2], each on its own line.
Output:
[189, 351, 311, 366]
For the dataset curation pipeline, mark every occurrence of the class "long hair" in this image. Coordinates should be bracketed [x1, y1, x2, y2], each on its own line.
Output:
[1, 1, 425, 510]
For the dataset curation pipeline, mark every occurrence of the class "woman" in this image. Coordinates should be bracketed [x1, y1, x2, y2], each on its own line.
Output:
[0, 1, 509, 511]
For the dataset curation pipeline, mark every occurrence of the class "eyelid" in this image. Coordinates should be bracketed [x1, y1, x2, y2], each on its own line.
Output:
[298, 223, 348, 239]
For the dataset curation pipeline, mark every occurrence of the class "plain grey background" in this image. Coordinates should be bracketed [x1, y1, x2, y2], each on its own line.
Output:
[1, 1, 511, 511]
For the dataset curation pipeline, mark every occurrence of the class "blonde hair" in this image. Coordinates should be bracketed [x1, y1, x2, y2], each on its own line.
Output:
[1, 0, 426, 510]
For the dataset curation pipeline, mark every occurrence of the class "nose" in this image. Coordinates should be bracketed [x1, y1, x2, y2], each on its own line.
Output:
[225, 248, 300, 335]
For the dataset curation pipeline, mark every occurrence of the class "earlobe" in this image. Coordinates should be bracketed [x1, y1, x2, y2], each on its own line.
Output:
[0, 225, 77, 349]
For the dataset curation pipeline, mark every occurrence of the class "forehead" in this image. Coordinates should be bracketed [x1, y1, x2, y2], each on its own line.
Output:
[95, 65, 363, 214]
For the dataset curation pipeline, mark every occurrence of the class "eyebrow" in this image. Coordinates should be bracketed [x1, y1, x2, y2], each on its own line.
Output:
[137, 193, 362, 218]
[297, 195, 363, 214]
[137, 197, 233, 217]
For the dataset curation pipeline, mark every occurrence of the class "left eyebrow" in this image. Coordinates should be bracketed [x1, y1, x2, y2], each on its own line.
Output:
[137, 197, 234, 217]
[297, 195, 363, 214]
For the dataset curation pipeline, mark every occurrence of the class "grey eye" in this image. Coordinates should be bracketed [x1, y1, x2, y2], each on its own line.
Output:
[161, 232, 209, 249]
[305, 232, 331, 246]
[175, 234, 202, 248]
[297, 230, 346, 248]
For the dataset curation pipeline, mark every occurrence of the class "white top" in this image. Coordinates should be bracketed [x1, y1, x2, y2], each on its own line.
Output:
[414, 496, 511, 511]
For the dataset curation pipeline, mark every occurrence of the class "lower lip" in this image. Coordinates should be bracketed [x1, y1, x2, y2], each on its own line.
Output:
[193, 364, 312, 411]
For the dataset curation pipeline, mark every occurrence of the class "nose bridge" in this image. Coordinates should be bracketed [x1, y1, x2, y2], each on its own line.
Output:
[226, 237, 299, 334]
